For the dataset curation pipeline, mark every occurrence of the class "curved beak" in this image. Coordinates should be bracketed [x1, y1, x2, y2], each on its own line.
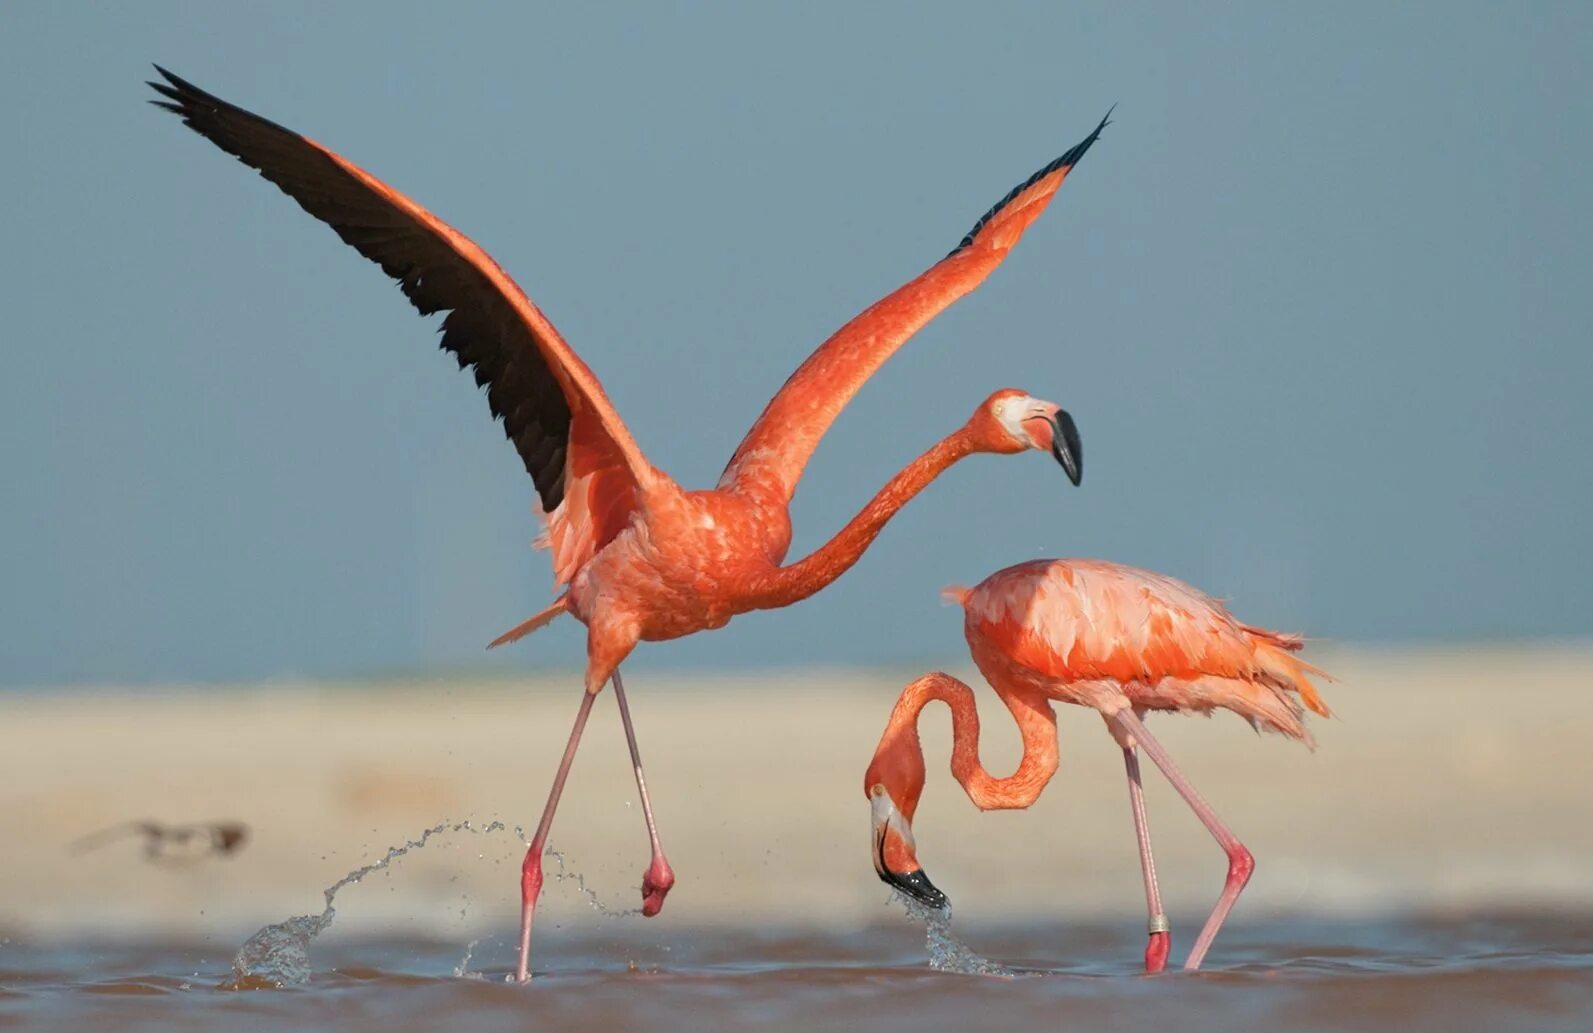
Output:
[1049, 409, 1083, 486]
[871, 791, 949, 910]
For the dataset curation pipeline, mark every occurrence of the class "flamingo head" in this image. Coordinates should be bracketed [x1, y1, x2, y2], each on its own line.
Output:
[970, 388, 1082, 485]
[864, 747, 948, 910]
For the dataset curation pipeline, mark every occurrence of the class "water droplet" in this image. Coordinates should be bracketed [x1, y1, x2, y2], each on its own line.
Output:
[452, 938, 481, 979]
[896, 895, 1013, 977]
[226, 817, 631, 985]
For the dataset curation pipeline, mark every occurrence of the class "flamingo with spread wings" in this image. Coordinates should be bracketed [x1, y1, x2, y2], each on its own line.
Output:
[148, 66, 1104, 980]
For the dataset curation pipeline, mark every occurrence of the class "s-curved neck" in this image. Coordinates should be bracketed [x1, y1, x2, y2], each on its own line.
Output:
[750, 429, 975, 608]
[894, 672, 1059, 812]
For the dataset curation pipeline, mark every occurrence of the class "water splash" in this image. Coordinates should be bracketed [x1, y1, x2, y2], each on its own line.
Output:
[225, 819, 638, 987]
[545, 845, 639, 919]
[230, 819, 510, 987]
[504, 823, 639, 920]
[452, 938, 484, 980]
[896, 895, 1013, 977]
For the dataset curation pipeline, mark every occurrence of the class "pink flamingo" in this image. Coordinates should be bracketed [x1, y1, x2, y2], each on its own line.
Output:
[147, 67, 1103, 979]
[865, 559, 1331, 972]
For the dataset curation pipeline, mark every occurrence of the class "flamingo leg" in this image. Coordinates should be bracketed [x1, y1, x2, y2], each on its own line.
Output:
[610, 669, 675, 916]
[1122, 743, 1170, 973]
[1109, 707, 1254, 972]
[515, 687, 599, 983]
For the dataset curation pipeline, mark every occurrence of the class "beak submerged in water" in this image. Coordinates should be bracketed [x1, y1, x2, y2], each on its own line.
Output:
[870, 788, 949, 910]
[1049, 409, 1082, 486]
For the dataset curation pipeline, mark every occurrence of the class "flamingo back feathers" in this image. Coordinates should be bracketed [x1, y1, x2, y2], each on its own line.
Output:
[957, 559, 1331, 742]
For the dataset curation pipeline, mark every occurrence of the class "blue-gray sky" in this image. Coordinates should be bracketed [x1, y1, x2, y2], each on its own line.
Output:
[3, 2, 1590, 686]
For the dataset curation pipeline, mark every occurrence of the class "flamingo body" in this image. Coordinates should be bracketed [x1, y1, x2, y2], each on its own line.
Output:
[955, 559, 1329, 741]
[565, 489, 787, 643]
[865, 559, 1331, 972]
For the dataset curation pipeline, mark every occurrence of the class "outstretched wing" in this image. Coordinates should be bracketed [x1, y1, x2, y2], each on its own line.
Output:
[718, 111, 1110, 505]
[148, 66, 655, 583]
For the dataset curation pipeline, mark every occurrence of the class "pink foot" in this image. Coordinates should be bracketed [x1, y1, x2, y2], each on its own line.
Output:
[640, 856, 675, 917]
[1144, 930, 1170, 973]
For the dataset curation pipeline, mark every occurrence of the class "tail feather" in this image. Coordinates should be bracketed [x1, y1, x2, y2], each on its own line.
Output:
[940, 584, 972, 607]
[1221, 677, 1315, 747]
[1141, 674, 1315, 747]
[486, 594, 570, 650]
[1181, 626, 1336, 744]
[1251, 634, 1334, 719]
[1242, 624, 1304, 651]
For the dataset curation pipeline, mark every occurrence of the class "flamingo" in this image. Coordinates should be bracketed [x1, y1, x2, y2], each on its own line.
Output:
[864, 559, 1332, 972]
[146, 67, 1104, 980]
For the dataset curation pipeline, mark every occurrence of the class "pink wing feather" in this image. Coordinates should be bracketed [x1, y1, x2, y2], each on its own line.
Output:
[718, 114, 1110, 505]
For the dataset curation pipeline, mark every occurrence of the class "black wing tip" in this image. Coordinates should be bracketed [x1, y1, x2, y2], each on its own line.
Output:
[145, 65, 224, 119]
[1073, 103, 1115, 160]
[947, 107, 1114, 258]
[150, 64, 194, 93]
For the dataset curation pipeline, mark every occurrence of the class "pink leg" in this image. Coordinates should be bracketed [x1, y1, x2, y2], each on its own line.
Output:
[1122, 743, 1170, 973]
[611, 669, 675, 916]
[515, 688, 599, 983]
[1110, 707, 1254, 971]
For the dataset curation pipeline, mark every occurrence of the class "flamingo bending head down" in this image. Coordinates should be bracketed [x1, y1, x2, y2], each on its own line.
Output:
[865, 559, 1331, 972]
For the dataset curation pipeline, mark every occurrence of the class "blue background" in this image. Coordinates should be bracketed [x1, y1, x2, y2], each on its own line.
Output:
[3, 2, 1590, 685]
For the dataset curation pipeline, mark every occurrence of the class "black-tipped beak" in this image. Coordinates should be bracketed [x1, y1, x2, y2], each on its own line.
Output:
[872, 810, 950, 909]
[1050, 410, 1082, 486]
[879, 866, 950, 910]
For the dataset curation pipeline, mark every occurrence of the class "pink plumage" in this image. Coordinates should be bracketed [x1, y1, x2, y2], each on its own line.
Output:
[866, 558, 1332, 973]
[958, 559, 1330, 743]
[150, 65, 1107, 981]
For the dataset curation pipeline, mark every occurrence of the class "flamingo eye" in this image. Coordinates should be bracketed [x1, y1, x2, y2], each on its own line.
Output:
[870, 783, 887, 798]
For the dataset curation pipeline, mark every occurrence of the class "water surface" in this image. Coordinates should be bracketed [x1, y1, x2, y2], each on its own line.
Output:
[2, 914, 1587, 1032]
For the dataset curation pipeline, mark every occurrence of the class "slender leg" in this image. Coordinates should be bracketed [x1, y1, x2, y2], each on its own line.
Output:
[515, 688, 600, 983]
[1110, 707, 1255, 972]
[1122, 742, 1171, 973]
[611, 669, 675, 916]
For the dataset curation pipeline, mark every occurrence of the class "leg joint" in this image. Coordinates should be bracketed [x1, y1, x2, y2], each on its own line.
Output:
[521, 850, 545, 899]
[1226, 845, 1255, 884]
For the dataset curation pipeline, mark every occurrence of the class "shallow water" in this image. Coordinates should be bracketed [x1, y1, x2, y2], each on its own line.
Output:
[2, 914, 1588, 1032]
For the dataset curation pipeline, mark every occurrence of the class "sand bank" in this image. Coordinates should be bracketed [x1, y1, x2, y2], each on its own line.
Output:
[2, 645, 1588, 941]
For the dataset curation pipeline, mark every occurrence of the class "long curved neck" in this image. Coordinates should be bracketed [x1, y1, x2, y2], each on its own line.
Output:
[750, 429, 975, 608]
[894, 672, 1059, 813]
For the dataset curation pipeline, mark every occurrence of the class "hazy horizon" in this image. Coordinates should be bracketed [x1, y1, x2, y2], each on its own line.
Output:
[4, 3, 1591, 687]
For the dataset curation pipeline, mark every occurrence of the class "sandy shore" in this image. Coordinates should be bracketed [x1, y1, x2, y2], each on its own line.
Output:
[2, 645, 1589, 941]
